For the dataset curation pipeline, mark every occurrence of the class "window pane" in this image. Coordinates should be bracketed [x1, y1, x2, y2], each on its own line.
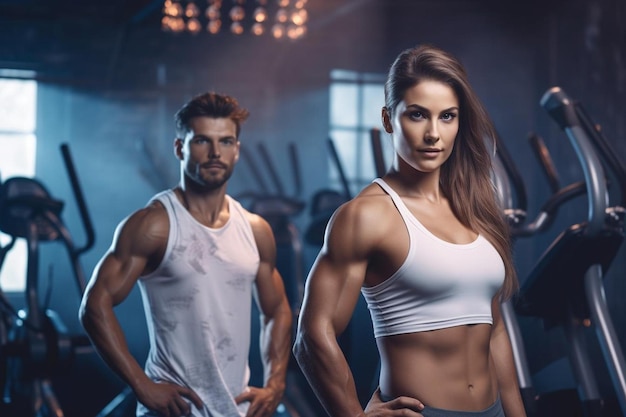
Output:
[362, 84, 384, 128]
[0, 239, 28, 292]
[0, 78, 37, 293]
[359, 129, 376, 181]
[330, 69, 359, 81]
[366, 127, 394, 176]
[328, 72, 385, 198]
[329, 130, 357, 192]
[0, 79, 37, 132]
[0, 133, 37, 180]
[330, 83, 358, 127]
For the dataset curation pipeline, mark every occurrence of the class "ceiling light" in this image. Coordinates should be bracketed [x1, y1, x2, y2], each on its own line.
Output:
[162, 0, 308, 40]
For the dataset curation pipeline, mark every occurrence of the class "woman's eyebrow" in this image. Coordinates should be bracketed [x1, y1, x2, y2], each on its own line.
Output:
[405, 104, 459, 114]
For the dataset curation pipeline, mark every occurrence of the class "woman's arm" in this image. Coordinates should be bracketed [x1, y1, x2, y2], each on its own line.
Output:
[293, 202, 369, 416]
[491, 298, 528, 417]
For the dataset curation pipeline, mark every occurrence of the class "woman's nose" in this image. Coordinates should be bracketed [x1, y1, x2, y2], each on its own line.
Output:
[425, 121, 440, 143]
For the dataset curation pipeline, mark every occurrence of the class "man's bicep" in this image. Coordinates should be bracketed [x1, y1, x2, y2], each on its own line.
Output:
[86, 210, 163, 306]
[248, 212, 288, 315]
[88, 251, 144, 306]
[254, 262, 288, 317]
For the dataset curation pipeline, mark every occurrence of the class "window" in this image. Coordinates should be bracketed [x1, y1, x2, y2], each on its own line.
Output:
[328, 70, 391, 195]
[0, 78, 37, 292]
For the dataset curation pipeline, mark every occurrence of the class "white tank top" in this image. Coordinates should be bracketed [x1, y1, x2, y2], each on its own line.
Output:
[137, 190, 259, 417]
[361, 179, 504, 338]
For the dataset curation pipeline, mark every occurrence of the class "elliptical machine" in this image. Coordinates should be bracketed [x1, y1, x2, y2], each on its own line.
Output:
[0, 143, 95, 417]
[498, 87, 626, 417]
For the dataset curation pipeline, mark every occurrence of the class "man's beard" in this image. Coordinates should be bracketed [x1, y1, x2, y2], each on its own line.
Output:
[195, 166, 233, 190]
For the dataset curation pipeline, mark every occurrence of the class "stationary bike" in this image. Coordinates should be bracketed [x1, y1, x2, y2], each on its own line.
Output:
[0, 143, 95, 417]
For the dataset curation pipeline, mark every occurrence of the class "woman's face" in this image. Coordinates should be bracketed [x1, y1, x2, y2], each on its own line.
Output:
[384, 79, 460, 174]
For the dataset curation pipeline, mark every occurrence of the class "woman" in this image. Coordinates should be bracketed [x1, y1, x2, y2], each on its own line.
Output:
[293, 44, 527, 417]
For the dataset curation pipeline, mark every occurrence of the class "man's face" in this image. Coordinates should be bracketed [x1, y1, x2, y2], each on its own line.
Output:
[175, 116, 240, 190]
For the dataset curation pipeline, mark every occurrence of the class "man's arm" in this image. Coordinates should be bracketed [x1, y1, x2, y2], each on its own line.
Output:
[236, 213, 293, 417]
[79, 204, 202, 417]
[491, 298, 527, 417]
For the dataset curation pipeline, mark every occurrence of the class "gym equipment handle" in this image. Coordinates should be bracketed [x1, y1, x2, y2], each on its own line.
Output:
[494, 132, 528, 212]
[528, 132, 561, 194]
[540, 87, 607, 236]
[60, 143, 95, 256]
[575, 102, 626, 207]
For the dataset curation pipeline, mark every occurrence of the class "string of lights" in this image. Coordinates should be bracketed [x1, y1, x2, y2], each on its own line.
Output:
[162, 0, 309, 40]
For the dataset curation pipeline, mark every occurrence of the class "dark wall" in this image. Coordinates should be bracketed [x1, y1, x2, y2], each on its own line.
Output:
[4, 0, 625, 415]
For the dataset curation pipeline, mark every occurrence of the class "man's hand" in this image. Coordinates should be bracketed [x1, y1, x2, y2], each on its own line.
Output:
[235, 385, 283, 417]
[364, 387, 425, 416]
[135, 380, 203, 417]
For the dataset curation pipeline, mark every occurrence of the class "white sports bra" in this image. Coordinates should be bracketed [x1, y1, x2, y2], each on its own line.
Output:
[360, 178, 505, 338]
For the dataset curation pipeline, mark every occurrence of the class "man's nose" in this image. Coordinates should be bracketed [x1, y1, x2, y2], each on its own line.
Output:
[208, 142, 220, 158]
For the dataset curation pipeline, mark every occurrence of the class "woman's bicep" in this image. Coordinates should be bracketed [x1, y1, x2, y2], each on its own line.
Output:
[301, 253, 366, 337]
[300, 204, 373, 337]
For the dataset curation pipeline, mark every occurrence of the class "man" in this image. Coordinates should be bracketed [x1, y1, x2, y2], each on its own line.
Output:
[79, 92, 292, 417]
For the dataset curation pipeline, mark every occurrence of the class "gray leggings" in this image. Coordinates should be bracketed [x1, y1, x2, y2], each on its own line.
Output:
[383, 395, 505, 417]
[420, 397, 504, 417]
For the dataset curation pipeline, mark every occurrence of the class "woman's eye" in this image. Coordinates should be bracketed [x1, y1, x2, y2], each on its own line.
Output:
[408, 111, 424, 120]
[441, 113, 457, 121]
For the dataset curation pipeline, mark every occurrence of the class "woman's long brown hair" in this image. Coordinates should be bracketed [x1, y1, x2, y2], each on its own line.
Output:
[384, 44, 518, 300]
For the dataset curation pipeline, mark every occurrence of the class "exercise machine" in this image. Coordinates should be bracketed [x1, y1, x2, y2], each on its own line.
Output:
[492, 130, 540, 417]
[305, 128, 388, 248]
[303, 138, 352, 247]
[0, 143, 95, 417]
[239, 141, 323, 417]
[239, 141, 307, 312]
[506, 87, 626, 416]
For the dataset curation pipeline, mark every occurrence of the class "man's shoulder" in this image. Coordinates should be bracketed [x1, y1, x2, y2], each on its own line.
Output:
[227, 196, 255, 222]
[118, 199, 169, 237]
[227, 196, 272, 238]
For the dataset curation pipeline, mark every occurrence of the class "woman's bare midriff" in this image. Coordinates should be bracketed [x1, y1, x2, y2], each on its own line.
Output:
[377, 323, 498, 411]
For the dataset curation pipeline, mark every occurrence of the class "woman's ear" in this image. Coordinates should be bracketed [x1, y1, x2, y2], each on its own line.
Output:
[382, 107, 393, 134]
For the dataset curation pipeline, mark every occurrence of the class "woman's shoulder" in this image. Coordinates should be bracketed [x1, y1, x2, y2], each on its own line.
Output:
[327, 182, 395, 243]
[338, 182, 391, 216]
